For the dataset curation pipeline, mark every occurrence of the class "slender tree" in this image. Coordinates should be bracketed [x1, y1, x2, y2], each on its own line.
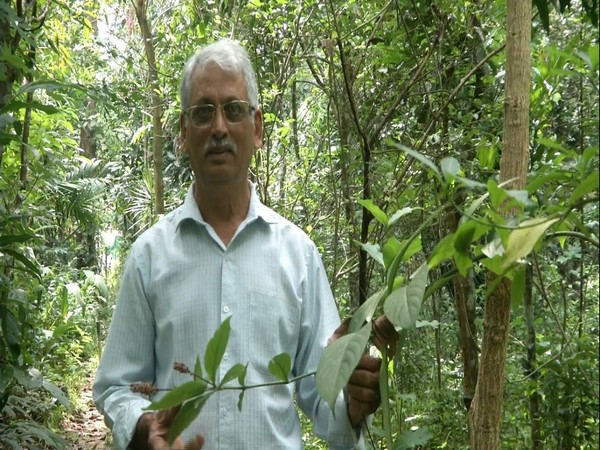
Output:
[133, 0, 165, 216]
[468, 0, 532, 448]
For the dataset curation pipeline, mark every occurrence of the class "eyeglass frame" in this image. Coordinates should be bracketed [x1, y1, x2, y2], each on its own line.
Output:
[184, 100, 255, 128]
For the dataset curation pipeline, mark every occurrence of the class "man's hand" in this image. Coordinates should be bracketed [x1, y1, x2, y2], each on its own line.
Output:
[346, 354, 381, 427]
[131, 407, 204, 450]
[372, 315, 400, 356]
[328, 315, 400, 427]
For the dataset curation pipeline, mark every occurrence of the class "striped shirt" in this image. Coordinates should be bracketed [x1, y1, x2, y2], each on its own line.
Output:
[93, 183, 361, 449]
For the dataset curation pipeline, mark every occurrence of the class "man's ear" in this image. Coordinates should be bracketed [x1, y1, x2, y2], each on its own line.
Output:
[253, 108, 263, 151]
[179, 113, 188, 155]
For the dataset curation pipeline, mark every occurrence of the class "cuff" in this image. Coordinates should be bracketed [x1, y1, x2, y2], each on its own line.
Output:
[110, 397, 152, 450]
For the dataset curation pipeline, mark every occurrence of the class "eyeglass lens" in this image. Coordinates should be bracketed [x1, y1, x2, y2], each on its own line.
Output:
[189, 101, 250, 126]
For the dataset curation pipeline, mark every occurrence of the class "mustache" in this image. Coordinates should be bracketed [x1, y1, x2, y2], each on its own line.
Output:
[203, 138, 237, 156]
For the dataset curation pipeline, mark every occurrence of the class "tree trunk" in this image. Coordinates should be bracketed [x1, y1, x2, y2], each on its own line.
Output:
[445, 204, 479, 412]
[468, 1, 532, 449]
[523, 264, 542, 450]
[0, 0, 22, 174]
[454, 267, 479, 410]
[133, 0, 165, 216]
[80, 100, 98, 159]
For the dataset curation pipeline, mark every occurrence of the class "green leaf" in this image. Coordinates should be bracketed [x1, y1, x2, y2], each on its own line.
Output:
[205, 317, 232, 384]
[145, 380, 207, 411]
[454, 251, 473, 277]
[220, 363, 247, 386]
[568, 171, 598, 205]
[238, 363, 248, 386]
[428, 233, 455, 268]
[506, 189, 534, 208]
[416, 320, 440, 329]
[476, 144, 498, 171]
[357, 199, 388, 226]
[93, 274, 109, 298]
[395, 427, 433, 450]
[586, 44, 599, 71]
[361, 242, 384, 267]
[454, 175, 487, 189]
[316, 323, 371, 413]
[2, 248, 41, 280]
[0, 129, 20, 145]
[393, 143, 442, 183]
[268, 353, 291, 382]
[453, 220, 478, 254]
[481, 254, 504, 275]
[453, 222, 473, 253]
[42, 379, 71, 408]
[511, 264, 526, 308]
[399, 236, 422, 263]
[194, 356, 202, 380]
[0, 234, 34, 247]
[168, 396, 207, 445]
[487, 179, 507, 210]
[536, 136, 568, 152]
[383, 237, 402, 270]
[17, 80, 88, 96]
[0, 365, 15, 395]
[3, 309, 22, 358]
[0, 100, 59, 114]
[388, 207, 413, 226]
[500, 217, 559, 269]
[237, 391, 245, 412]
[440, 157, 460, 181]
[527, 171, 571, 194]
[349, 287, 384, 333]
[533, 0, 551, 32]
[384, 263, 429, 330]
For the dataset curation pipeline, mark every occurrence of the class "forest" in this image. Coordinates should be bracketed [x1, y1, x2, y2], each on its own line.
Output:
[0, 0, 598, 449]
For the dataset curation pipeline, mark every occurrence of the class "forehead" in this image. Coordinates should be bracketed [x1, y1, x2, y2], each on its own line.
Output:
[189, 64, 247, 103]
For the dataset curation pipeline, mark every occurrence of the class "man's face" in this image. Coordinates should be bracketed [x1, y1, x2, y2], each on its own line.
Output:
[180, 64, 263, 186]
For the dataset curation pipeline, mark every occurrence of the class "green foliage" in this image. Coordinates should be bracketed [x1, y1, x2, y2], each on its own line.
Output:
[316, 323, 371, 415]
[0, 0, 597, 448]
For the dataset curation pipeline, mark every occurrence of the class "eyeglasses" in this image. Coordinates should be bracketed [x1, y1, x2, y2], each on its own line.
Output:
[185, 100, 253, 127]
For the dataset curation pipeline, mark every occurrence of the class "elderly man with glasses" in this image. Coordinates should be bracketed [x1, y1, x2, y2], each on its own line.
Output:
[93, 38, 397, 450]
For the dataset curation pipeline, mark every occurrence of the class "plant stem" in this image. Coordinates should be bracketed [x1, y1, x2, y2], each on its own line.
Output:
[218, 371, 316, 391]
[379, 347, 394, 449]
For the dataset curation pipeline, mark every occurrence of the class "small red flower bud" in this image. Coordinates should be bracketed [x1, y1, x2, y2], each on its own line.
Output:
[173, 362, 190, 374]
[130, 382, 158, 396]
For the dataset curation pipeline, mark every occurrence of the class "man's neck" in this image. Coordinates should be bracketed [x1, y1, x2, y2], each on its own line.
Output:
[193, 179, 251, 245]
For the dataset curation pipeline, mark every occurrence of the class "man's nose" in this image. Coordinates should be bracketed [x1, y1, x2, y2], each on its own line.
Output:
[211, 106, 228, 136]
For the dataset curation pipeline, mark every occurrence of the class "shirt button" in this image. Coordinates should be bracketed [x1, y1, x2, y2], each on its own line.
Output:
[223, 305, 230, 313]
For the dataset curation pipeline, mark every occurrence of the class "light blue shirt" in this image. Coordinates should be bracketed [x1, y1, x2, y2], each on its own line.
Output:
[93, 183, 361, 449]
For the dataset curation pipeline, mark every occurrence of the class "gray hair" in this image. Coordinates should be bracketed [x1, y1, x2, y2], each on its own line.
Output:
[179, 39, 259, 112]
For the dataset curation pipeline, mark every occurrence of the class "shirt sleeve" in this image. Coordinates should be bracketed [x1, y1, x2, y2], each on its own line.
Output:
[92, 244, 155, 450]
[294, 244, 365, 450]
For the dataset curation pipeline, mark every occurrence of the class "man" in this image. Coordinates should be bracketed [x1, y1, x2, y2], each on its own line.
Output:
[94, 38, 396, 450]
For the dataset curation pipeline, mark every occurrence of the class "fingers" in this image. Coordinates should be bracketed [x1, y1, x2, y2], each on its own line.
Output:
[147, 407, 196, 450]
[328, 317, 350, 344]
[346, 353, 382, 426]
[181, 435, 204, 450]
[356, 354, 380, 372]
[373, 315, 399, 355]
[348, 356, 380, 406]
[157, 406, 180, 427]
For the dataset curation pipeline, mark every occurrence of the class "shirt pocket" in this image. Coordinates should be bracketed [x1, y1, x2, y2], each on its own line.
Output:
[244, 290, 300, 381]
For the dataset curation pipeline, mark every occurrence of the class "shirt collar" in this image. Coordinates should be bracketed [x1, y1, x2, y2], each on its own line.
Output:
[175, 181, 278, 231]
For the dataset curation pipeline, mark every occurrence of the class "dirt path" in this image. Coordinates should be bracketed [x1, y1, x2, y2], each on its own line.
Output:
[61, 379, 113, 449]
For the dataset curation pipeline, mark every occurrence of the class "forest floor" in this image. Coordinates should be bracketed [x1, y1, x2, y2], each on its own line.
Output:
[60, 377, 113, 450]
